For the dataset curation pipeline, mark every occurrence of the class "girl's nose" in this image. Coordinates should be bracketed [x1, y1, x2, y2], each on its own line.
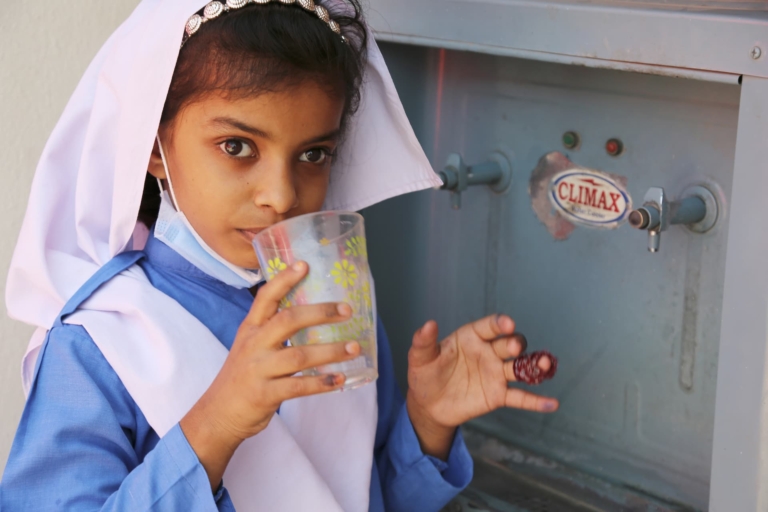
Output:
[253, 161, 298, 214]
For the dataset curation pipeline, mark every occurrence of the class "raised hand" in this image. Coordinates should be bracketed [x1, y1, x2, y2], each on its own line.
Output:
[405, 315, 558, 459]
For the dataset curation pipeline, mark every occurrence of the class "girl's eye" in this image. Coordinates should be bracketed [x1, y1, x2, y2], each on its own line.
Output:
[220, 139, 255, 158]
[299, 148, 330, 165]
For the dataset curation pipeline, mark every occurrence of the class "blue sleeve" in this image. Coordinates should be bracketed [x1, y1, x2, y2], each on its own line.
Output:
[0, 325, 234, 512]
[374, 319, 473, 512]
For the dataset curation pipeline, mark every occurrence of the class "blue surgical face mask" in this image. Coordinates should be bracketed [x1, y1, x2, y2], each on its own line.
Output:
[153, 136, 262, 289]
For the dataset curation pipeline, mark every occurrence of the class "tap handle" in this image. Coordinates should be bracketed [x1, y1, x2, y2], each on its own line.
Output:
[647, 230, 661, 253]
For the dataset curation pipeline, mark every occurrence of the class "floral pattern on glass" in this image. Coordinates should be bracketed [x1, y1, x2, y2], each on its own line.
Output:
[344, 236, 368, 259]
[331, 260, 358, 289]
[266, 257, 287, 279]
[347, 281, 372, 310]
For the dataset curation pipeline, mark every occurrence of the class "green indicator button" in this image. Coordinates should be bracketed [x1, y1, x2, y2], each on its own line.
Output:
[562, 131, 580, 149]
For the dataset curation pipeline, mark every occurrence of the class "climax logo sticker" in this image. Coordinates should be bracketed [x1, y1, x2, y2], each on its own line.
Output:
[549, 170, 631, 228]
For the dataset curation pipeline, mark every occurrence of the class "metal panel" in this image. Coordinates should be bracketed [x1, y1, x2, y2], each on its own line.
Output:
[570, 0, 768, 7]
[364, 42, 740, 509]
[367, 1, 768, 78]
[708, 75, 768, 512]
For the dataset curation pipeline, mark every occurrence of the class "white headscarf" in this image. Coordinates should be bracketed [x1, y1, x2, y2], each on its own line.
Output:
[5, 1, 440, 510]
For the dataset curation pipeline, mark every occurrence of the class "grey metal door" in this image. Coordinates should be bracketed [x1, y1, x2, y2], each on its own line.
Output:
[364, 42, 740, 509]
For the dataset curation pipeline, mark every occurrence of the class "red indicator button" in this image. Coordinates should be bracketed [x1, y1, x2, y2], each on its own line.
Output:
[606, 138, 624, 157]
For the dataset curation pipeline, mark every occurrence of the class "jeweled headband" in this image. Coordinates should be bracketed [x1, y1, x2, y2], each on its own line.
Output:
[183, 0, 345, 47]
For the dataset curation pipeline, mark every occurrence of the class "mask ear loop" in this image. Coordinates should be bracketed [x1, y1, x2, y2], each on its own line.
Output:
[156, 135, 181, 212]
[154, 135, 264, 281]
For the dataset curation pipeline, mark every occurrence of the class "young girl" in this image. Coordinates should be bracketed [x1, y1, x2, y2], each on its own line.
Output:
[1, 1, 558, 510]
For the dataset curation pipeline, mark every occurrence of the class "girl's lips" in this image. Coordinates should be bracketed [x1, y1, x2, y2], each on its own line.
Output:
[238, 228, 265, 242]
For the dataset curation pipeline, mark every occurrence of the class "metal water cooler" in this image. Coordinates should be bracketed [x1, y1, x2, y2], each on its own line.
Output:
[361, 1, 768, 510]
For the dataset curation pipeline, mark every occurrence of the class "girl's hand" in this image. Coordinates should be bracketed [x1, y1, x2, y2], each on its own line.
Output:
[405, 315, 559, 459]
[180, 261, 361, 490]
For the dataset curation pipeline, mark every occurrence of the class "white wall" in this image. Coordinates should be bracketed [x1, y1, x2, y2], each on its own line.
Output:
[0, 0, 141, 477]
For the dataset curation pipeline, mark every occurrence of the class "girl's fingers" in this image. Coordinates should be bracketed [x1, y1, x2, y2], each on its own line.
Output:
[467, 314, 516, 342]
[269, 342, 361, 377]
[505, 387, 559, 413]
[503, 360, 516, 382]
[245, 262, 309, 327]
[491, 333, 527, 360]
[408, 321, 440, 368]
[271, 373, 347, 402]
[258, 302, 352, 349]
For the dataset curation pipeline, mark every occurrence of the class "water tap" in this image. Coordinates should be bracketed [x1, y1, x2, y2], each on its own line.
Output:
[439, 152, 512, 209]
[629, 185, 718, 253]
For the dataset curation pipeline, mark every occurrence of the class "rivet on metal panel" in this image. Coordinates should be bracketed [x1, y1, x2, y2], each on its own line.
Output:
[751, 46, 763, 60]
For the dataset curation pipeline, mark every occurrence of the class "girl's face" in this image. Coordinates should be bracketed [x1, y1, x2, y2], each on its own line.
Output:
[149, 82, 345, 269]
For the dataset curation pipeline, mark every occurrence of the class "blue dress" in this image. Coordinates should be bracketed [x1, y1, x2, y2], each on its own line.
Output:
[0, 233, 472, 511]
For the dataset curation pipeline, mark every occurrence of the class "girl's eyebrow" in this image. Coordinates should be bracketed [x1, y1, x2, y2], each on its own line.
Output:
[210, 117, 339, 145]
[301, 129, 340, 145]
[211, 117, 271, 139]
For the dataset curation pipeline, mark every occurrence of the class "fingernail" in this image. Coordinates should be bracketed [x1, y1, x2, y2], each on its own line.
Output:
[496, 314, 513, 331]
[292, 262, 305, 272]
[323, 374, 337, 386]
[337, 303, 352, 316]
[512, 333, 528, 352]
[543, 401, 558, 412]
[345, 342, 359, 355]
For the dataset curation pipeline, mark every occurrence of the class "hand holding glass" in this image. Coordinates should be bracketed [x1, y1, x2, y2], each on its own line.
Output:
[253, 211, 377, 391]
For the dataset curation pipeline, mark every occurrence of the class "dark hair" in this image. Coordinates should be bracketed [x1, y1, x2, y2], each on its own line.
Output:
[138, 1, 368, 228]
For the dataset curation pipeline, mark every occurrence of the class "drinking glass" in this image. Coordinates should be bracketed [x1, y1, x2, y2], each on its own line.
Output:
[253, 211, 377, 390]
